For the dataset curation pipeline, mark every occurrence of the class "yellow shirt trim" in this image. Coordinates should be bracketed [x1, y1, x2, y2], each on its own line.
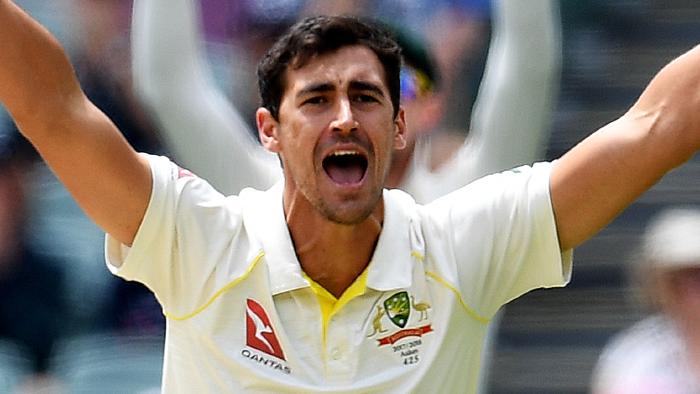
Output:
[164, 251, 266, 321]
[412, 251, 489, 324]
[304, 268, 369, 348]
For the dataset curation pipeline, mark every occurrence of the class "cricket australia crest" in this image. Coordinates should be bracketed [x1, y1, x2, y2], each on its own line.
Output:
[366, 291, 434, 366]
[383, 291, 411, 328]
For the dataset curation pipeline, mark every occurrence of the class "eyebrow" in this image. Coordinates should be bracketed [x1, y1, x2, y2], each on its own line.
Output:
[296, 82, 334, 98]
[295, 80, 386, 99]
[349, 80, 385, 97]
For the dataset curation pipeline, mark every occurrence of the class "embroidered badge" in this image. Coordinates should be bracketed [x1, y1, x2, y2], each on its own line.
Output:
[383, 291, 411, 328]
[366, 305, 388, 337]
[411, 295, 431, 321]
[366, 292, 434, 366]
[377, 324, 433, 347]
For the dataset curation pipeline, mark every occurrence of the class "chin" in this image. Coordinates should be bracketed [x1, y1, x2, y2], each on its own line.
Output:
[324, 207, 374, 225]
[317, 198, 379, 225]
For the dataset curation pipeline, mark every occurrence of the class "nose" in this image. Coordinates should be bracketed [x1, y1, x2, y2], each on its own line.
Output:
[330, 98, 358, 136]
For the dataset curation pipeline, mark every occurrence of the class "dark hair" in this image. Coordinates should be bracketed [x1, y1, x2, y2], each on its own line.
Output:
[257, 15, 403, 120]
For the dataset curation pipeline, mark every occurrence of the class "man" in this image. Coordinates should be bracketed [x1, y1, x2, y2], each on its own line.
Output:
[592, 208, 700, 393]
[131, 1, 560, 391]
[2, 1, 700, 392]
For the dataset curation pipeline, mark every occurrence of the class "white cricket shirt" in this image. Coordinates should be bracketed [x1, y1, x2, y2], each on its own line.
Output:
[106, 154, 571, 393]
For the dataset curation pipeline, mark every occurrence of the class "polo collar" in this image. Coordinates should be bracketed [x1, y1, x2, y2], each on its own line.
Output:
[241, 183, 420, 296]
[366, 189, 419, 291]
[241, 182, 307, 295]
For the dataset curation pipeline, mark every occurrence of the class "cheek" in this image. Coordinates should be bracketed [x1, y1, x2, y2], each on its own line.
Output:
[278, 118, 306, 148]
[279, 127, 319, 170]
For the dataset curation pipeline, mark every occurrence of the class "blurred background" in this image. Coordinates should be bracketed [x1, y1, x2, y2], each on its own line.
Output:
[0, 0, 699, 393]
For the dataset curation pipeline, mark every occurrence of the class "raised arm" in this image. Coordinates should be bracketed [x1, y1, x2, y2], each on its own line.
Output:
[131, 0, 280, 195]
[0, 0, 150, 246]
[552, 44, 700, 250]
[459, 0, 561, 179]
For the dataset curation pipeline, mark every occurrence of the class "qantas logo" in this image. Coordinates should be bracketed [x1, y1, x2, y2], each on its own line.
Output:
[245, 299, 285, 360]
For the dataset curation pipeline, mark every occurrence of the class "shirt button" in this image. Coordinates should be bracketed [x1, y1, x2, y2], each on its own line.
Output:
[330, 348, 342, 360]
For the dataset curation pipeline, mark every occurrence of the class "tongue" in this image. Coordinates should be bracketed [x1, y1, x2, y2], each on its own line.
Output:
[326, 162, 364, 184]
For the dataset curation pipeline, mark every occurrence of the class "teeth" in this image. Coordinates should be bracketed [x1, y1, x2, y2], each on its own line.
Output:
[331, 150, 360, 157]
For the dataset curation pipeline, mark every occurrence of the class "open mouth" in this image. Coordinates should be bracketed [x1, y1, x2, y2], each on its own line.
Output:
[322, 150, 368, 185]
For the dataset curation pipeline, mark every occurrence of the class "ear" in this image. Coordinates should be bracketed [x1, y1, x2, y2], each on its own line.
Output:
[393, 107, 407, 150]
[256, 108, 281, 153]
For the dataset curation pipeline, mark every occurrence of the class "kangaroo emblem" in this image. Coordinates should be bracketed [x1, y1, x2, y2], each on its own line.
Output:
[367, 305, 388, 337]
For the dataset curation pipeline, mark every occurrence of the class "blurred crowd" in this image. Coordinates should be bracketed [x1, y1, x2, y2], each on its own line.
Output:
[1, 0, 698, 393]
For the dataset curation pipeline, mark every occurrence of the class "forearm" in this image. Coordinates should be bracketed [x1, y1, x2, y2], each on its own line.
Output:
[552, 115, 670, 250]
[467, 0, 561, 176]
[0, 0, 83, 131]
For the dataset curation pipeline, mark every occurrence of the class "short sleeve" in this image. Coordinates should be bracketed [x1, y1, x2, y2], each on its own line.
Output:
[426, 161, 572, 318]
[105, 154, 248, 317]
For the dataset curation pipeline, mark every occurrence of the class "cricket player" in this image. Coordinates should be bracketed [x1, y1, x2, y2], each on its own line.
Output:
[2, 1, 700, 392]
[130, 2, 560, 391]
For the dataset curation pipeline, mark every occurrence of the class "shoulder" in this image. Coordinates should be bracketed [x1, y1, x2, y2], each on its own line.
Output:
[423, 162, 555, 218]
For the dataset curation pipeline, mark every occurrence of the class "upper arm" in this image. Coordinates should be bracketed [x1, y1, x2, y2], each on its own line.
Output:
[551, 45, 700, 250]
[19, 95, 151, 247]
[550, 117, 660, 250]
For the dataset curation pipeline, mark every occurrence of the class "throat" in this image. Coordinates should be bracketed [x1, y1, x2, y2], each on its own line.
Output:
[291, 216, 382, 298]
[284, 188, 384, 298]
[297, 236, 377, 298]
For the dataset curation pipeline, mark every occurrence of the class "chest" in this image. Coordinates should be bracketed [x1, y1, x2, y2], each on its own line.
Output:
[168, 257, 470, 389]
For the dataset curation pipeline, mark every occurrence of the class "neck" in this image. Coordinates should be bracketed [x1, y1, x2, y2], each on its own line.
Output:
[284, 194, 383, 299]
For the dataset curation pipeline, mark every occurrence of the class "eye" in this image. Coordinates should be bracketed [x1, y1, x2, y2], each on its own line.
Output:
[302, 96, 328, 105]
[353, 94, 379, 104]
